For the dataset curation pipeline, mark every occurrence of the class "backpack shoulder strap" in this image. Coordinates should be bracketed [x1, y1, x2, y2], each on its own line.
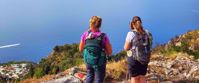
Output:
[100, 33, 105, 39]
[130, 30, 140, 49]
[131, 30, 139, 37]
[131, 30, 136, 34]
[99, 33, 105, 49]
[87, 30, 92, 37]
[130, 30, 138, 41]
[88, 30, 91, 34]
[86, 30, 92, 40]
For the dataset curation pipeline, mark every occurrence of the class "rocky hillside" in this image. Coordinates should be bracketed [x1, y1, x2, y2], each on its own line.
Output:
[147, 53, 199, 83]
[22, 52, 199, 83]
[153, 30, 199, 59]
[22, 30, 199, 83]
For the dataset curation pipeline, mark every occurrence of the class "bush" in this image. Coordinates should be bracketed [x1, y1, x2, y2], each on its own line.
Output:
[31, 44, 84, 78]
[110, 51, 126, 62]
[34, 67, 45, 78]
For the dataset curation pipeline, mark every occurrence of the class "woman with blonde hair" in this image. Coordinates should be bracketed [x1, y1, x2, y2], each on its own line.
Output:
[124, 16, 152, 83]
[79, 16, 112, 83]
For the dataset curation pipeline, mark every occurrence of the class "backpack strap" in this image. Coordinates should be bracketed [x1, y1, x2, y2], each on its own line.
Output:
[130, 30, 139, 47]
[86, 30, 92, 39]
[100, 33, 105, 38]
[85, 31, 105, 49]
[99, 33, 105, 49]
[88, 30, 91, 34]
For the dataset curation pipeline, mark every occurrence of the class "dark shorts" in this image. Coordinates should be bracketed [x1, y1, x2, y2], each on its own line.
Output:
[127, 57, 148, 77]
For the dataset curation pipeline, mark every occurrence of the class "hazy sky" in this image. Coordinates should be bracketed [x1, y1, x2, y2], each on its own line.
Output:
[0, 0, 199, 63]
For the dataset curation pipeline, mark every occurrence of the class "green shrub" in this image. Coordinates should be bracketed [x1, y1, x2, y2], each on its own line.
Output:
[31, 44, 84, 78]
[33, 67, 45, 78]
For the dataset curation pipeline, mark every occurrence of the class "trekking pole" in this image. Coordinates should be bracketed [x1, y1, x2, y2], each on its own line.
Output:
[125, 58, 130, 83]
[125, 70, 129, 83]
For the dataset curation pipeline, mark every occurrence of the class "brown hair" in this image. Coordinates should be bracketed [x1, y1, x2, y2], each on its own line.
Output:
[130, 16, 145, 35]
[89, 16, 102, 29]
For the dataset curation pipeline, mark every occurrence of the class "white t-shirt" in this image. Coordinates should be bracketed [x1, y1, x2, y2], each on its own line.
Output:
[125, 31, 136, 57]
[125, 31, 136, 43]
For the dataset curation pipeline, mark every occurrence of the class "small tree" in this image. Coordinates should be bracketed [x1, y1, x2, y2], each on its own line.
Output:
[33, 67, 44, 78]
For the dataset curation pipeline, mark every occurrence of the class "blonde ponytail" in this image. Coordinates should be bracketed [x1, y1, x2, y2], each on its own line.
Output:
[89, 16, 102, 29]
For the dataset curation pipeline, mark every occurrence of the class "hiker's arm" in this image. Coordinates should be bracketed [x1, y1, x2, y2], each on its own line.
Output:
[105, 41, 112, 56]
[124, 41, 131, 51]
[79, 32, 87, 52]
[124, 32, 133, 51]
[79, 40, 85, 52]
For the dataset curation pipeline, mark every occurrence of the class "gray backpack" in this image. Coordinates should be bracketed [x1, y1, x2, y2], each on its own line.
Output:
[130, 30, 152, 64]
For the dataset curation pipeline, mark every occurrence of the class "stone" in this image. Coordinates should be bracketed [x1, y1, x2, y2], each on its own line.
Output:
[43, 75, 81, 83]
[147, 53, 199, 82]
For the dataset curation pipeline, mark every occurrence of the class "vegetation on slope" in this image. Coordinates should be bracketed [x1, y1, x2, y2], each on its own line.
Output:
[153, 30, 199, 59]
[26, 44, 83, 78]
[23, 29, 199, 82]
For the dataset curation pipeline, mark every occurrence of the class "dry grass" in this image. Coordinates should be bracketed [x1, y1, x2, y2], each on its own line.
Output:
[106, 59, 128, 80]
[72, 59, 128, 80]
[21, 75, 55, 83]
[77, 59, 128, 80]
[21, 59, 128, 83]
[21, 78, 39, 83]
[77, 64, 87, 72]
[40, 75, 55, 82]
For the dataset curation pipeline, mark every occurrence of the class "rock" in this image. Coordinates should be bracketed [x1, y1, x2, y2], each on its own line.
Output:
[42, 75, 81, 83]
[42, 52, 199, 83]
[69, 66, 78, 76]
[55, 72, 65, 78]
[166, 60, 175, 68]
[147, 53, 199, 82]
[160, 81, 173, 83]
[74, 72, 86, 81]
[147, 74, 163, 83]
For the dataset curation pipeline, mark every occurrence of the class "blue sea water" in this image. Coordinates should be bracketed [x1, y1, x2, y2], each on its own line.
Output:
[0, 0, 199, 63]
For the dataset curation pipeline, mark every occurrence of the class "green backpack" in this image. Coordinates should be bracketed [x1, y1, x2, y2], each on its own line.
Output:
[83, 31, 106, 70]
